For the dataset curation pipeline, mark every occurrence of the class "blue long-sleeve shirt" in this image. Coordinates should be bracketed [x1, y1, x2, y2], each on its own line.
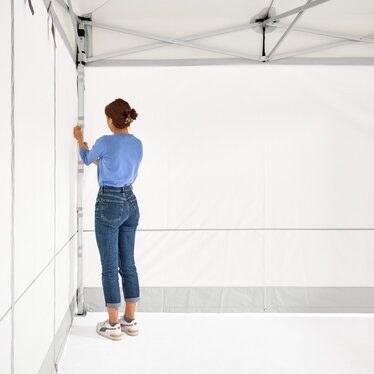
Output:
[79, 134, 143, 187]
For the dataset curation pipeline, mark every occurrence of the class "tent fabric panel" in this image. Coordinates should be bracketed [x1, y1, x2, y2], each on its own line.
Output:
[0, 312, 12, 373]
[83, 65, 374, 230]
[4, 2, 80, 373]
[82, 230, 265, 287]
[265, 230, 374, 286]
[55, 27, 78, 252]
[81, 64, 374, 313]
[83, 229, 374, 288]
[55, 235, 77, 330]
[52, 0, 77, 55]
[0, 0, 12, 320]
[14, 265, 54, 374]
[264, 66, 374, 228]
[13, 0, 55, 300]
[85, 229, 374, 287]
[38, 295, 75, 374]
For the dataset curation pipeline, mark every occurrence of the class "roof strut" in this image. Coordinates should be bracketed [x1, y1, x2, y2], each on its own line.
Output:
[82, 0, 331, 63]
[263, 0, 330, 25]
[83, 22, 260, 63]
[66, 0, 84, 61]
[41, 0, 75, 61]
[271, 32, 374, 62]
[274, 23, 374, 45]
[267, 0, 313, 59]
[83, 21, 261, 63]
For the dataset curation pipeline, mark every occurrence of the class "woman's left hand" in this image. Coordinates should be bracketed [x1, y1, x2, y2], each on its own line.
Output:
[73, 125, 83, 141]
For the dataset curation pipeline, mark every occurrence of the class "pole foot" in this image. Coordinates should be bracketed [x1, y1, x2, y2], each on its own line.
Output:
[75, 308, 87, 317]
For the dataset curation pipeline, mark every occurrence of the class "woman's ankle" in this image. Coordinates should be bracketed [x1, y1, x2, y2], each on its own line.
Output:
[123, 315, 135, 322]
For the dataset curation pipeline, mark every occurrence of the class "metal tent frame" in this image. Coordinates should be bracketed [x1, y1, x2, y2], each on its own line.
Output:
[45, 0, 374, 315]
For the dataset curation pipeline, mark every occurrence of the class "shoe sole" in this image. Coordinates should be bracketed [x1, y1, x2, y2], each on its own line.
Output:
[121, 328, 139, 336]
[97, 330, 122, 341]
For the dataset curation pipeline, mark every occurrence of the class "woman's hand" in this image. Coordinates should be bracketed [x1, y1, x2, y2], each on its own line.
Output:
[73, 125, 83, 141]
[73, 126, 96, 166]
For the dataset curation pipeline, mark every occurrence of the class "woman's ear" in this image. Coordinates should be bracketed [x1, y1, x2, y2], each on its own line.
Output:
[106, 116, 113, 127]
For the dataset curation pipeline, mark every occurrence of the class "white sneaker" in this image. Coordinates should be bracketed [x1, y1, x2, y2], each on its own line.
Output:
[96, 319, 122, 341]
[119, 315, 139, 336]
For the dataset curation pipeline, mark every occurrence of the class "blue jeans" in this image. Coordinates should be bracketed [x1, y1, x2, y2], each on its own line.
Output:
[95, 184, 140, 308]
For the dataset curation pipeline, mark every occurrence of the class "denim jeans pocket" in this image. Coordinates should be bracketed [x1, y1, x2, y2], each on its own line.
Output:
[98, 198, 124, 224]
[127, 196, 139, 215]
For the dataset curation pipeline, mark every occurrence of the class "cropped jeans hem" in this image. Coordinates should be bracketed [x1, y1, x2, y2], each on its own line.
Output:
[106, 302, 122, 308]
[125, 297, 140, 303]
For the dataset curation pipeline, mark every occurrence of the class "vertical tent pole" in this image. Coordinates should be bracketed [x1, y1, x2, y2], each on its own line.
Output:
[76, 21, 87, 316]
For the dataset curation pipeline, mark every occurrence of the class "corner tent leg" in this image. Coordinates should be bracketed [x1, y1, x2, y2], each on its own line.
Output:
[76, 61, 86, 316]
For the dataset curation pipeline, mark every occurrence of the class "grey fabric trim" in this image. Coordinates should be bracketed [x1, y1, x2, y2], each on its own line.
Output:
[125, 297, 140, 302]
[87, 57, 374, 67]
[38, 295, 76, 374]
[84, 287, 374, 313]
[52, 33, 57, 374]
[106, 302, 122, 308]
[265, 287, 374, 313]
[42, 0, 76, 62]
[10, 1, 15, 373]
[27, 0, 35, 15]
[83, 228, 374, 232]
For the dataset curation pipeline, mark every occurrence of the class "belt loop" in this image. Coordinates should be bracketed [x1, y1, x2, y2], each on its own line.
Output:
[121, 186, 124, 193]
[102, 186, 105, 193]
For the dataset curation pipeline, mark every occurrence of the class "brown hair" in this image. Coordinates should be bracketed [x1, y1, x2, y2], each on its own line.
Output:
[105, 98, 138, 129]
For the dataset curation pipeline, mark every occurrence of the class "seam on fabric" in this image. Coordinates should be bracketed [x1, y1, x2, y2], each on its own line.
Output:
[10, 0, 15, 372]
[13, 232, 77, 306]
[52, 10, 57, 372]
[90, 0, 113, 15]
[84, 228, 374, 232]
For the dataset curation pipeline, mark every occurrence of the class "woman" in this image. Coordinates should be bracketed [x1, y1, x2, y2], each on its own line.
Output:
[73, 98, 143, 341]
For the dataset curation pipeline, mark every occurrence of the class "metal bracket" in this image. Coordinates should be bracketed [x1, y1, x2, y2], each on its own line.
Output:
[77, 22, 87, 65]
[250, 7, 278, 61]
[75, 289, 87, 316]
[77, 15, 92, 65]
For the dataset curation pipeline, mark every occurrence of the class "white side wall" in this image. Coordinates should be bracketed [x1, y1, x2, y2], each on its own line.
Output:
[83, 64, 374, 293]
[0, 1, 78, 373]
[0, 0, 12, 372]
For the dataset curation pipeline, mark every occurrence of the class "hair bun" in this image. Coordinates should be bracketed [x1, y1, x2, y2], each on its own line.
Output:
[105, 98, 138, 129]
[130, 108, 138, 120]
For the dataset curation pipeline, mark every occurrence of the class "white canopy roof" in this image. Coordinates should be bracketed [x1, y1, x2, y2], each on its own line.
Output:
[51, 0, 374, 65]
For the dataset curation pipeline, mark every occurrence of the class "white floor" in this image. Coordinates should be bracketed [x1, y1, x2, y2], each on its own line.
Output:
[58, 312, 374, 374]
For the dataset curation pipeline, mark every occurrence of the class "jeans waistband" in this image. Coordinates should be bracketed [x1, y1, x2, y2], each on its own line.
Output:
[99, 184, 133, 193]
